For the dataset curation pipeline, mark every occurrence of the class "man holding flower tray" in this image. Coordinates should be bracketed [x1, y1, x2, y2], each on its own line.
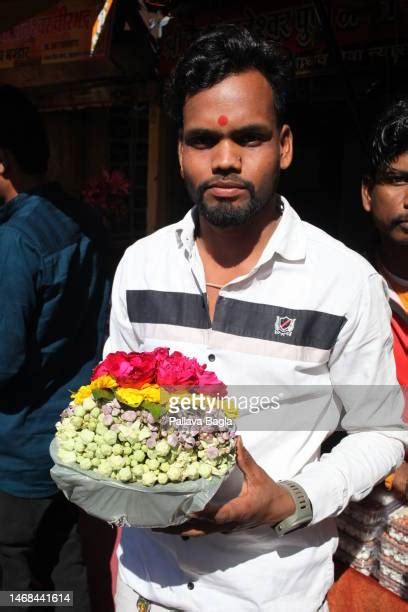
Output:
[107, 26, 408, 612]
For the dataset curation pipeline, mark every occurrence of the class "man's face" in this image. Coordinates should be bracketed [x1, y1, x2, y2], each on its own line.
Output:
[362, 152, 408, 245]
[178, 70, 293, 227]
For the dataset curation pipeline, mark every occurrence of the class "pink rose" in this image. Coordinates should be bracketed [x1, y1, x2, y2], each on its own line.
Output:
[197, 370, 227, 396]
[156, 351, 201, 388]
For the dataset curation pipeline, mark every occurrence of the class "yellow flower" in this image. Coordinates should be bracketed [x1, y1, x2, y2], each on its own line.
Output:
[90, 375, 117, 390]
[115, 387, 144, 408]
[141, 384, 161, 404]
[71, 385, 93, 405]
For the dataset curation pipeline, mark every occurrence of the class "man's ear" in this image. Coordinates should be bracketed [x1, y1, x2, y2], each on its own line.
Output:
[0, 148, 6, 177]
[361, 181, 372, 213]
[279, 124, 293, 170]
[178, 138, 184, 178]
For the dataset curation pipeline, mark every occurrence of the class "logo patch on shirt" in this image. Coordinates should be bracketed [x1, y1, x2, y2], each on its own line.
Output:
[274, 315, 296, 337]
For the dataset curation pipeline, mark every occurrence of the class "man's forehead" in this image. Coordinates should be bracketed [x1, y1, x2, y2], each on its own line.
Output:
[182, 70, 276, 125]
[390, 151, 408, 170]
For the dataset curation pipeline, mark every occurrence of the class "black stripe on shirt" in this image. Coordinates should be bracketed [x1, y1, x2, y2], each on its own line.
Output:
[126, 290, 346, 350]
[212, 296, 346, 350]
[126, 290, 211, 329]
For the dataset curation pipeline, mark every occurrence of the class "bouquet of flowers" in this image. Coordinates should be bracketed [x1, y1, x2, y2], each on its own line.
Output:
[50, 348, 237, 527]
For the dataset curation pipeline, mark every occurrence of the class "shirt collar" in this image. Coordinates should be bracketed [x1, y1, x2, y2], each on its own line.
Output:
[175, 195, 306, 264]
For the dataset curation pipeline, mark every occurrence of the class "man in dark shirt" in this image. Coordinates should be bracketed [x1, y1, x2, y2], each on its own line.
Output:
[0, 85, 111, 610]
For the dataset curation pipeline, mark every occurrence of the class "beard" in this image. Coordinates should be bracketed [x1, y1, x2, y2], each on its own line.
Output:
[185, 176, 268, 228]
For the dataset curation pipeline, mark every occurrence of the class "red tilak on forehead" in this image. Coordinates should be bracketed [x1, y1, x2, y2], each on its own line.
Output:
[217, 115, 228, 126]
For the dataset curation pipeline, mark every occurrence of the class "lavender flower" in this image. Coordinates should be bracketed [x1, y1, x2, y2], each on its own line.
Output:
[167, 433, 178, 448]
[146, 437, 157, 449]
[206, 447, 219, 459]
[122, 411, 137, 422]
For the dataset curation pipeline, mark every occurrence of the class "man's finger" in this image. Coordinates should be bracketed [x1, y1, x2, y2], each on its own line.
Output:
[235, 436, 260, 479]
[153, 519, 239, 537]
[190, 501, 221, 521]
[211, 495, 252, 525]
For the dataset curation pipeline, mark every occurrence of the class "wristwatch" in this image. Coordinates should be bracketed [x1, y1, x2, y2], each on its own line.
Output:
[272, 480, 313, 536]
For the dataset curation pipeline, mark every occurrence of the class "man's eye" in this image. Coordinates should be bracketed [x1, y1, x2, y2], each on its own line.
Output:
[237, 134, 265, 147]
[186, 137, 217, 149]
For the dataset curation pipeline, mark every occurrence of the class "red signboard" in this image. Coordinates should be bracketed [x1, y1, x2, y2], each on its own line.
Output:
[160, 0, 408, 76]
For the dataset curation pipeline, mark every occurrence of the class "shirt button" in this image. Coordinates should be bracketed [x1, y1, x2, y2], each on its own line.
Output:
[187, 582, 194, 590]
[208, 354, 215, 362]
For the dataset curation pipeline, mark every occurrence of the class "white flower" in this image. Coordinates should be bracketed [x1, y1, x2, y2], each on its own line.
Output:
[83, 396, 97, 411]
[58, 449, 77, 465]
[100, 443, 113, 457]
[97, 461, 112, 477]
[167, 465, 182, 482]
[132, 450, 146, 464]
[131, 465, 144, 479]
[155, 439, 170, 457]
[157, 473, 168, 485]
[79, 457, 92, 471]
[118, 467, 132, 481]
[60, 439, 75, 452]
[146, 458, 159, 471]
[109, 455, 125, 470]
[142, 471, 157, 487]
[198, 463, 212, 479]
[103, 430, 117, 445]
[79, 429, 95, 444]
[185, 463, 200, 480]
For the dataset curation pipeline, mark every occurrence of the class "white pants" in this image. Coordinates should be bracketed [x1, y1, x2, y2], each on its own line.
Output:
[115, 573, 329, 612]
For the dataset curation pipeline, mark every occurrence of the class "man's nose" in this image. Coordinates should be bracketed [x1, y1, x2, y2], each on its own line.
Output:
[211, 140, 242, 175]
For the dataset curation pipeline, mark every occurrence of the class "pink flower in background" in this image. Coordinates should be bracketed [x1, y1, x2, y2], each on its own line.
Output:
[82, 169, 129, 227]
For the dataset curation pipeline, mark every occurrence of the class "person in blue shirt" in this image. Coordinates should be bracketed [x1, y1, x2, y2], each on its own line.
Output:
[0, 85, 111, 610]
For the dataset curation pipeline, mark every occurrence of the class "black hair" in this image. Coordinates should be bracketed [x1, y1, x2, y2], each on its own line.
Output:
[0, 84, 49, 174]
[364, 98, 408, 188]
[165, 24, 294, 128]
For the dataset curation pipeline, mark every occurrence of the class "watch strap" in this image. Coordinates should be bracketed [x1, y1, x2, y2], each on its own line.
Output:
[272, 480, 313, 536]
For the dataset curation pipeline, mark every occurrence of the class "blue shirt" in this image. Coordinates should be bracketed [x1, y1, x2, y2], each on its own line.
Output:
[0, 183, 111, 497]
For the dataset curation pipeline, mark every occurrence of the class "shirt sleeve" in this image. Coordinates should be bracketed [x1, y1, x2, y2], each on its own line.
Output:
[294, 273, 408, 524]
[0, 228, 40, 388]
[103, 250, 143, 357]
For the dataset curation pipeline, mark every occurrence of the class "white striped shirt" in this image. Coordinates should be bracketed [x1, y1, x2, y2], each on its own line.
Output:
[106, 198, 408, 611]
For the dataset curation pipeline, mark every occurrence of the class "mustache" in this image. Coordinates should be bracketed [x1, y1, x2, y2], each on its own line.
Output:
[391, 213, 408, 228]
[197, 176, 256, 199]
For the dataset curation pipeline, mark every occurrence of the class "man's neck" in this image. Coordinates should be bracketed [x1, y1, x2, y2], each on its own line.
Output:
[378, 240, 408, 281]
[196, 199, 282, 269]
[3, 173, 47, 204]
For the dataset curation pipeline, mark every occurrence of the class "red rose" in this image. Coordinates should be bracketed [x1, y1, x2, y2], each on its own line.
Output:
[118, 351, 157, 387]
[91, 351, 132, 381]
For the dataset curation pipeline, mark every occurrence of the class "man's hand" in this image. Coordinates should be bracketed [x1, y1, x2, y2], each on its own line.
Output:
[392, 461, 408, 499]
[153, 436, 295, 537]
